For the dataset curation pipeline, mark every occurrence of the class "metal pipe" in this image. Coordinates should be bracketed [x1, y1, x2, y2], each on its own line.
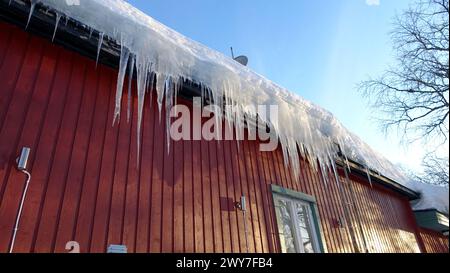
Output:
[243, 209, 249, 253]
[9, 170, 31, 253]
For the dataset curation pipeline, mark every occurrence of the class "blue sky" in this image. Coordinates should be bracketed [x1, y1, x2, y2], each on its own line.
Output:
[127, 0, 431, 171]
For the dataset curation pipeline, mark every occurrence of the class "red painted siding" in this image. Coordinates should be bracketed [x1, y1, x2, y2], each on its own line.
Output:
[418, 228, 449, 253]
[0, 22, 423, 253]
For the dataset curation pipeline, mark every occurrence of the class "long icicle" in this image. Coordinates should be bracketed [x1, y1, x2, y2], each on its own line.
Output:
[96, 32, 104, 67]
[51, 13, 61, 42]
[113, 45, 130, 125]
[25, 0, 37, 29]
[135, 57, 150, 164]
[127, 55, 135, 123]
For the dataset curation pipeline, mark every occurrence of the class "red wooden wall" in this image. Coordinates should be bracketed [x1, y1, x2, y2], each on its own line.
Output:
[0, 21, 430, 253]
[418, 228, 449, 253]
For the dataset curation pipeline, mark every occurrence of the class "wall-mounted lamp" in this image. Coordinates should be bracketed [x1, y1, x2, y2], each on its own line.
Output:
[333, 216, 345, 228]
[234, 196, 246, 212]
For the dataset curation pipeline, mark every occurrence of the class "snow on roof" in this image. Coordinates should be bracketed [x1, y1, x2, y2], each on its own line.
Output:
[29, 0, 448, 213]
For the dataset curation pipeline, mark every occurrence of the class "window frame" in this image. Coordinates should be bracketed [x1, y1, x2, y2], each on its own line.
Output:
[271, 184, 326, 253]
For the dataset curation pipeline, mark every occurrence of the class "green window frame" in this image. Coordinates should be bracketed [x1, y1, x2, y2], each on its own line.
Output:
[271, 184, 326, 253]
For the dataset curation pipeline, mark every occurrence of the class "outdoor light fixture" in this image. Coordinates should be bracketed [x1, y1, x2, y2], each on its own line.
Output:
[234, 196, 246, 211]
[16, 147, 30, 171]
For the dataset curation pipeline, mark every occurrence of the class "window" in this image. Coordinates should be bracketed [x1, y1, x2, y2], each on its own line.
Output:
[272, 185, 324, 253]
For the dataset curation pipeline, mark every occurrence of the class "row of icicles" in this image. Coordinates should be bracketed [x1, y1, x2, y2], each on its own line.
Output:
[16, 0, 378, 189]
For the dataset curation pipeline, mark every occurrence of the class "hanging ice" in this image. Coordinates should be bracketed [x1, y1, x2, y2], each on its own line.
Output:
[51, 13, 61, 42]
[96, 32, 104, 66]
[27, 0, 448, 213]
[127, 55, 135, 122]
[113, 44, 130, 124]
[25, 0, 37, 29]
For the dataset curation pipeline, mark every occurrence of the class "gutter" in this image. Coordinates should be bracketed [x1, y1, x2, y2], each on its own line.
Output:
[335, 158, 420, 200]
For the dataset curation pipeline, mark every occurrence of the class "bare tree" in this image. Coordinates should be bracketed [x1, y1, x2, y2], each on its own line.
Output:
[412, 154, 449, 186]
[360, 0, 449, 187]
[360, 0, 449, 143]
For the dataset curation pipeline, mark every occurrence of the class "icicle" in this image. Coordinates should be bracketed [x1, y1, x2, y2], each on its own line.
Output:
[113, 45, 131, 125]
[330, 158, 341, 188]
[319, 164, 329, 186]
[155, 73, 166, 121]
[25, 0, 37, 29]
[165, 78, 175, 154]
[9, 0, 13, 6]
[135, 57, 150, 163]
[365, 166, 373, 188]
[89, 27, 94, 39]
[96, 32, 104, 66]
[51, 13, 61, 42]
[127, 55, 135, 123]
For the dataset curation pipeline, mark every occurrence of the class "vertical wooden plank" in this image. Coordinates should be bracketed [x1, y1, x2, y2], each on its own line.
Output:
[149, 100, 164, 252]
[307, 162, 338, 252]
[183, 137, 194, 252]
[230, 138, 249, 253]
[0, 23, 13, 68]
[256, 151, 275, 253]
[161, 106, 174, 253]
[173, 138, 184, 252]
[251, 142, 271, 253]
[0, 28, 30, 132]
[191, 116, 204, 252]
[208, 139, 223, 253]
[237, 139, 255, 253]
[222, 135, 239, 252]
[136, 87, 155, 253]
[53, 60, 99, 252]
[327, 170, 352, 253]
[340, 173, 364, 252]
[264, 150, 284, 251]
[376, 189, 395, 252]
[123, 80, 139, 252]
[215, 136, 231, 253]
[200, 137, 213, 253]
[356, 180, 379, 252]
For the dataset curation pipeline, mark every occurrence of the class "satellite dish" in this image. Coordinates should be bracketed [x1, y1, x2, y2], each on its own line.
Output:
[234, 55, 249, 66]
[230, 47, 249, 66]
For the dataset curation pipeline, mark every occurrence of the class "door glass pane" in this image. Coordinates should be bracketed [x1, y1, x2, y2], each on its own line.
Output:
[295, 202, 315, 253]
[274, 199, 296, 253]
